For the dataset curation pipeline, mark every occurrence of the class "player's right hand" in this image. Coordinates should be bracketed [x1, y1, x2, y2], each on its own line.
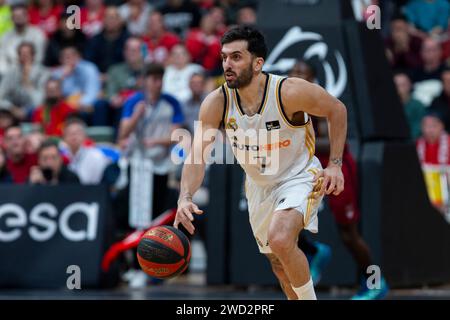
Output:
[174, 199, 204, 235]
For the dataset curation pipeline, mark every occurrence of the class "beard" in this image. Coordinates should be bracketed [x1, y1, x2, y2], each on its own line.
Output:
[225, 64, 254, 89]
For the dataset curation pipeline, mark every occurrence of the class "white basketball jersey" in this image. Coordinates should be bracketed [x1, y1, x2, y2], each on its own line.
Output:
[223, 73, 316, 187]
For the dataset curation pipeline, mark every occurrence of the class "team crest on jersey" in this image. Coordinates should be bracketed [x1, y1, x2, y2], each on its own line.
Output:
[265, 120, 280, 131]
[226, 117, 238, 131]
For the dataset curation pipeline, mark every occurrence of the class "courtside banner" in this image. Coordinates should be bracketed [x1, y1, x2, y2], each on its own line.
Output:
[0, 185, 111, 288]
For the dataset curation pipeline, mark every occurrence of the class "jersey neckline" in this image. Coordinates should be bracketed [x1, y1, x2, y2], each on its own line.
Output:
[234, 72, 270, 118]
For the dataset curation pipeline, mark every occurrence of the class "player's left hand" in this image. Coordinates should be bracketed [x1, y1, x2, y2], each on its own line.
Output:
[314, 165, 344, 196]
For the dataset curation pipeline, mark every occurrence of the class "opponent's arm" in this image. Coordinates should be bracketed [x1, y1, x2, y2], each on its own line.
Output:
[174, 88, 224, 234]
[281, 77, 347, 196]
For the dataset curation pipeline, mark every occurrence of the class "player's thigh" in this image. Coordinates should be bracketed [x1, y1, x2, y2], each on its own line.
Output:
[268, 208, 304, 248]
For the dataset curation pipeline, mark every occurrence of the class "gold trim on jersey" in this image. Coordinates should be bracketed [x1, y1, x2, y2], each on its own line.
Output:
[275, 77, 310, 129]
[258, 74, 272, 115]
[231, 88, 244, 116]
[305, 168, 323, 225]
[305, 122, 316, 161]
[223, 84, 231, 123]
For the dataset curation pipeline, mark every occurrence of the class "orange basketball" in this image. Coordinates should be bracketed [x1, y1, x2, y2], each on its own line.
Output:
[137, 226, 191, 279]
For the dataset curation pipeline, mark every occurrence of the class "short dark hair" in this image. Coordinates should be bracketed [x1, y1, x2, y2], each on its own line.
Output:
[144, 63, 165, 78]
[0, 109, 19, 126]
[293, 59, 317, 78]
[46, 77, 62, 87]
[221, 26, 267, 60]
[61, 45, 81, 56]
[38, 139, 60, 156]
[11, 3, 28, 12]
[64, 116, 87, 131]
[390, 11, 408, 23]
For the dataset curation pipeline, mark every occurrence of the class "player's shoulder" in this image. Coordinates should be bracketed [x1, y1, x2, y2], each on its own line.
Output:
[280, 76, 322, 104]
[201, 86, 225, 111]
[280, 77, 315, 94]
[198, 86, 226, 125]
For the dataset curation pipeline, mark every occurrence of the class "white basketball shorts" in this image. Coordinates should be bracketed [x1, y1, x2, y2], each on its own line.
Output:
[245, 156, 324, 254]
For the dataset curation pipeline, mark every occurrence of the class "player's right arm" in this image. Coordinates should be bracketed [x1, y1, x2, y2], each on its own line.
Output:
[174, 88, 224, 235]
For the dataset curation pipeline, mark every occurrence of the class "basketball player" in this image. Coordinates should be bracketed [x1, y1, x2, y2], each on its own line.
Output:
[174, 26, 347, 300]
[290, 60, 389, 300]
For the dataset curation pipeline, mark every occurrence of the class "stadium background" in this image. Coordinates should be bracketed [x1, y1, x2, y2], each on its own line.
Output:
[0, 0, 450, 299]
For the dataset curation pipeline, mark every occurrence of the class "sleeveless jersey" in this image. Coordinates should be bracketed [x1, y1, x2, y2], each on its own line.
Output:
[222, 73, 316, 187]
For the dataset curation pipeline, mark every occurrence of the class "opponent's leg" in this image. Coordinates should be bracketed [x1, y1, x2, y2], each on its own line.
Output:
[266, 254, 298, 300]
[267, 209, 316, 300]
[338, 222, 372, 273]
[299, 233, 332, 285]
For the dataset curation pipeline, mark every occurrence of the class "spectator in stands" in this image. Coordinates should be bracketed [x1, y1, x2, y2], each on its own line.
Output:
[3, 125, 38, 184]
[236, 4, 257, 26]
[158, 0, 201, 38]
[394, 72, 426, 139]
[403, 0, 450, 37]
[417, 111, 450, 165]
[80, 0, 106, 38]
[209, 5, 227, 36]
[191, 0, 214, 10]
[85, 6, 128, 74]
[163, 44, 203, 104]
[119, 0, 153, 36]
[24, 130, 45, 155]
[63, 117, 110, 184]
[0, 4, 46, 76]
[385, 14, 422, 71]
[29, 139, 79, 185]
[44, 12, 87, 67]
[52, 46, 103, 125]
[32, 78, 75, 137]
[102, 36, 145, 129]
[28, 0, 63, 37]
[142, 11, 180, 65]
[183, 72, 206, 134]
[217, 0, 257, 25]
[0, 109, 17, 145]
[185, 13, 222, 73]
[0, 42, 50, 121]
[429, 68, 450, 131]
[411, 37, 445, 83]
[119, 63, 184, 220]
[0, 0, 13, 39]
[0, 147, 12, 183]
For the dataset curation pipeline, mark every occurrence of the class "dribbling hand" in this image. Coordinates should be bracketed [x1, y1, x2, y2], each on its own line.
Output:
[174, 199, 204, 235]
[314, 165, 344, 196]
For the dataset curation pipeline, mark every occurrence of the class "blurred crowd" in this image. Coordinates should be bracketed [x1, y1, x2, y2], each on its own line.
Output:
[369, 0, 450, 215]
[2, 0, 450, 282]
[0, 0, 258, 286]
[0, 1, 258, 202]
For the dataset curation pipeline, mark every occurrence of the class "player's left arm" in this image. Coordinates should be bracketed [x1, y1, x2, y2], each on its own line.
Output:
[281, 77, 347, 196]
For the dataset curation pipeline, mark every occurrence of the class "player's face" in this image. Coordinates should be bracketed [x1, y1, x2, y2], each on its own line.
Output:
[221, 40, 256, 89]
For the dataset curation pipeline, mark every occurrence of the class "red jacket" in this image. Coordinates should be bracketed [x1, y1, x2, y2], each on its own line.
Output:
[32, 101, 75, 137]
[185, 29, 221, 71]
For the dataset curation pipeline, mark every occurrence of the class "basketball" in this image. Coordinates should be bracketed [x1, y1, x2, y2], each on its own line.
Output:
[137, 226, 191, 279]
